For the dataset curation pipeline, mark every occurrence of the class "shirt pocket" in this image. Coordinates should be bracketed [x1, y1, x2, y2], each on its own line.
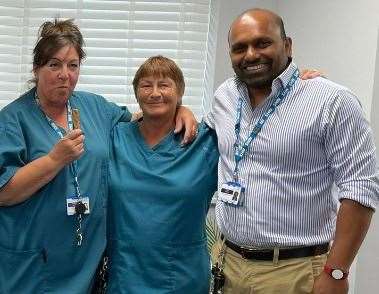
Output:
[0, 245, 47, 294]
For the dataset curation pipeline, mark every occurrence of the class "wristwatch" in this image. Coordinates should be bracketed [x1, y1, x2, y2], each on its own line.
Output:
[324, 265, 349, 280]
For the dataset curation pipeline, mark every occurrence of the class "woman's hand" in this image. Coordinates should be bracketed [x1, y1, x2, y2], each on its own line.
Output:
[131, 111, 143, 121]
[48, 129, 85, 167]
[174, 106, 198, 145]
[300, 69, 325, 80]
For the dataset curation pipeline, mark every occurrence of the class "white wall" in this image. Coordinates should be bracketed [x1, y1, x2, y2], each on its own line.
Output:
[278, 0, 379, 118]
[215, 1, 379, 293]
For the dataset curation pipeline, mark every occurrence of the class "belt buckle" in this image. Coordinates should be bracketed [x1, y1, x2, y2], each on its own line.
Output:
[241, 246, 274, 260]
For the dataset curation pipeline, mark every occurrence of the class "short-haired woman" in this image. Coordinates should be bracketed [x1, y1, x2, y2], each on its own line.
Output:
[107, 56, 219, 293]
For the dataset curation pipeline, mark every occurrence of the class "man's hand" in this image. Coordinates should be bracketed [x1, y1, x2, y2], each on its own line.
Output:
[312, 271, 348, 294]
[174, 105, 198, 145]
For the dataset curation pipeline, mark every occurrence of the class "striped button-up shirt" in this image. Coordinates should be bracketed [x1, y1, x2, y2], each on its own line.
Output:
[205, 62, 379, 248]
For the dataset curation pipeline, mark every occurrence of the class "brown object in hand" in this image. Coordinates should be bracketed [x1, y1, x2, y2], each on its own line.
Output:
[72, 109, 81, 129]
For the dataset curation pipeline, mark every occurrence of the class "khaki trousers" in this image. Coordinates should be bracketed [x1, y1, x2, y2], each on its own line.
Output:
[211, 240, 327, 294]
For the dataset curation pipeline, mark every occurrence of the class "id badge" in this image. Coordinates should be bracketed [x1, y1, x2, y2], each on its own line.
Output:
[218, 181, 245, 206]
[66, 196, 90, 216]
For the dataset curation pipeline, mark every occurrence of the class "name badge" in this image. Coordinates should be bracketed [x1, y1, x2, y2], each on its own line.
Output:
[66, 196, 90, 216]
[218, 181, 245, 206]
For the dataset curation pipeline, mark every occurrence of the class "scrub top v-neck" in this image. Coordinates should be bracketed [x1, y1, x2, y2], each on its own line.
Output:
[108, 121, 219, 294]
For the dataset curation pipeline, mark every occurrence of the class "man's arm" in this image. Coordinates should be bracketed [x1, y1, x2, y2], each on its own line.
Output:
[312, 87, 379, 294]
[313, 199, 373, 294]
[173, 106, 198, 145]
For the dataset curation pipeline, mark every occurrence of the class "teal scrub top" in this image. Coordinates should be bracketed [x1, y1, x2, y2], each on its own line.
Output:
[0, 88, 131, 294]
[108, 121, 219, 294]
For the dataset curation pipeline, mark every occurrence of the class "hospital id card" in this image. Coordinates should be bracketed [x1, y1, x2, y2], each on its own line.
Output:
[218, 181, 245, 206]
[66, 196, 90, 216]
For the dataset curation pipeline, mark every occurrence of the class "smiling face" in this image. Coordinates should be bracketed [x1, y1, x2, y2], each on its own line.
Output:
[136, 75, 180, 120]
[133, 56, 185, 121]
[229, 10, 292, 90]
[34, 45, 80, 107]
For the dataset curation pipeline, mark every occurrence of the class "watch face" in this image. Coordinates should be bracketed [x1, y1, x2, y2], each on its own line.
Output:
[331, 269, 344, 280]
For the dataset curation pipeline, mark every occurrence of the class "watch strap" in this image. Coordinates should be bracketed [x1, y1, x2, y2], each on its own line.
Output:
[324, 265, 349, 280]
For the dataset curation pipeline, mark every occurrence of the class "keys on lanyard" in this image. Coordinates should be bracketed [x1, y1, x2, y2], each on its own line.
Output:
[75, 201, 87, 246]
[75, 201, 85, 247]
[211, 264, 225, 294]
[211, 239, 227, 294]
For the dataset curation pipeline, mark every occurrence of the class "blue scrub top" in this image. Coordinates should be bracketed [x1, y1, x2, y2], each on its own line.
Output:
[0, 88, 131, 294]
[108, 121, 219, 294]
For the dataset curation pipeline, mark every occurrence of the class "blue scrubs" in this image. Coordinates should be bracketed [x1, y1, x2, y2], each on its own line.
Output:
[108, 121, 219, 294]
[0, 88, 131, 294]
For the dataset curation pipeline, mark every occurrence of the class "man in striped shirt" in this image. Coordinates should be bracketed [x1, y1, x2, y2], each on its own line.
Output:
[206, 8, 378, 294]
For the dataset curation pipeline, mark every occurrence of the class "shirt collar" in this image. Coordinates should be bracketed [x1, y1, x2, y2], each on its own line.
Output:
[274, 60, 298, 90]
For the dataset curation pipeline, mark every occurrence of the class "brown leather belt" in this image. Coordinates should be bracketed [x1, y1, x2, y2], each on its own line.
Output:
[224, 239, 329, 261]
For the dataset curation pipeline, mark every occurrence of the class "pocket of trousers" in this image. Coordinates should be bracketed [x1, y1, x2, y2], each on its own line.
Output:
[310, 253, 328, 278]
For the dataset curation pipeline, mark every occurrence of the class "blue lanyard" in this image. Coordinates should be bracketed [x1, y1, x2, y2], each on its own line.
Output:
[233, 69, 299, 181]
[35, 92, 82, 198]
